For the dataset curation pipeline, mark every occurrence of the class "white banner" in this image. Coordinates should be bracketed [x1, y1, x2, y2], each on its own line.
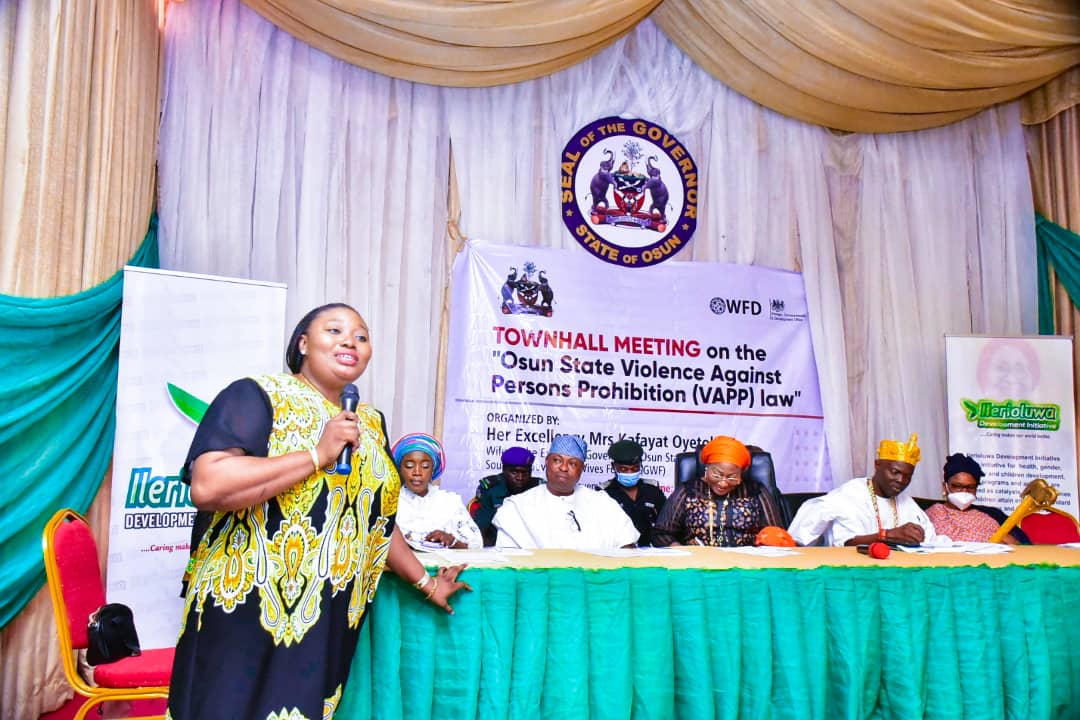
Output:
[946, 335, 1078, 516]
[440, 243, 830, 500]
[107, 268, 286, 648]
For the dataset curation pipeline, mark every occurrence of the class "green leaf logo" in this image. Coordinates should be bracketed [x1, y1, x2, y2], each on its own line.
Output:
[961, 399, 978, 421]
[168, 383, 209, 425]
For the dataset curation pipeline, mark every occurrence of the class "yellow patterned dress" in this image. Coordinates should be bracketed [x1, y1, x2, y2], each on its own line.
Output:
[167, 374, 398, 720]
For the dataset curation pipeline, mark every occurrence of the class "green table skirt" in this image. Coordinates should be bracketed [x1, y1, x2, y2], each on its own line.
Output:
[339, 565, 1080, 720]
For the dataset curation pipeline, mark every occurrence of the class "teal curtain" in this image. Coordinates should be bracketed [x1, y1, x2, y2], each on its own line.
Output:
[342, 564, 1080, 720]
[1035, 213, 1080, 335]
[0, 217, 159, 629]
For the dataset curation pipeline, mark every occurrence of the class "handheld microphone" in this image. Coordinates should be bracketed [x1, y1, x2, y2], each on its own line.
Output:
[857, 542, 891, 559]
[335, 384, 360, 475]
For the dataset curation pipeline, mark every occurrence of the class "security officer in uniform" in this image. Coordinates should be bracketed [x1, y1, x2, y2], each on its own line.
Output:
[602, 439, 666, 546]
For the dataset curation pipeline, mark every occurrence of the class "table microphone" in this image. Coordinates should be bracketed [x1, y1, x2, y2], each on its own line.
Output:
[335, 384, 360, 475]
[857, 542, 891, 559]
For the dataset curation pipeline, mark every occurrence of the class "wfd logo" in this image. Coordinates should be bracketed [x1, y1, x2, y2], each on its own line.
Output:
[709, 297, 762, 316]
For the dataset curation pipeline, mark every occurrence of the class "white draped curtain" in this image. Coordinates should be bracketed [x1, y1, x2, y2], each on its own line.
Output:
[159, 0, 450, 434]
[160, 0, 1035, 499]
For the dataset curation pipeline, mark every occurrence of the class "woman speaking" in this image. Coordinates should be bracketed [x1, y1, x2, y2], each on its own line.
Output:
[168, 303, 468, 719]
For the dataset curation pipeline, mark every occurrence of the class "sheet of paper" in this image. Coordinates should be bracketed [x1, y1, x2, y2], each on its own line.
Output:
[581, 547, 693, 558]
[894, 542, 1013, 554]
[431, 549, 512, 564]
[718, 546, 801, 557]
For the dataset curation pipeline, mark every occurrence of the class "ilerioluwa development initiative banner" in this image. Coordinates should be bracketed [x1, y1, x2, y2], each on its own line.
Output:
[440, 242, 830, 499]
[946, 335, 1078, 516]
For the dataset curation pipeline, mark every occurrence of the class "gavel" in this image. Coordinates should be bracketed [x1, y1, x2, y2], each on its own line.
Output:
[988, 478, 1058, 543]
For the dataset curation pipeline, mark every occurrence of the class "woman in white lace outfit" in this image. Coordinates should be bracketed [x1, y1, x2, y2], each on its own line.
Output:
[393, 433, 483, 549]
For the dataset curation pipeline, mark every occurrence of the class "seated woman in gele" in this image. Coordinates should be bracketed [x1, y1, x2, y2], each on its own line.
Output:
[925, 453, 1028, 544]
[393, 433, 482, 549]
[653, 435, 784, 547]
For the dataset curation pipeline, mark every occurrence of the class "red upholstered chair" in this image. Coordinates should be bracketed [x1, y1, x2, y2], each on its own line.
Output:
[42, 509, 174, 720]
[1018, 509, 1080, 544]
[990, 479, 1080, 545]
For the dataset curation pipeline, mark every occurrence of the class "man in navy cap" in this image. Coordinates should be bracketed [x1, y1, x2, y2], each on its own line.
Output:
[603, 439, 667, 546]
[469, 446, 542, 546]
[492, 434, 638, 549]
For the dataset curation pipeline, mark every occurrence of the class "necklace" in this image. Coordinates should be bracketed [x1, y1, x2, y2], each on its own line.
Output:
[867, 478, 899, 537]
[707, 496, 715, 546]
[705, 491, 730, 546]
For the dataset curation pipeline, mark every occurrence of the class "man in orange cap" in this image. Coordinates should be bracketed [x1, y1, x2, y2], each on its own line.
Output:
[787, 433, 938, 546]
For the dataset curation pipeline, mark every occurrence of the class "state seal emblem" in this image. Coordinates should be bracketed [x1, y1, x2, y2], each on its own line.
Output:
[560, 117, 698, 268]
[500, 261, 554, 316]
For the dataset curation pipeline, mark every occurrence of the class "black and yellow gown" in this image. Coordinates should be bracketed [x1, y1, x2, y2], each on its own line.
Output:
[167, 374, 398, 720]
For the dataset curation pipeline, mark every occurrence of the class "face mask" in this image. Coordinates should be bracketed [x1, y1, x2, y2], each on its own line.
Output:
[615, 472, 641, 487]
[947, 492, 976, 510]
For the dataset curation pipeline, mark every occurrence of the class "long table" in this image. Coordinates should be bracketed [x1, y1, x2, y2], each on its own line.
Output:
[339, 547, 1080, 720]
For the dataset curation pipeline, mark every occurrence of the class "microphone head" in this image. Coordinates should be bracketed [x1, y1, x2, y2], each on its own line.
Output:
[340, 384, 360, 412]
[868, 542, 891, 559]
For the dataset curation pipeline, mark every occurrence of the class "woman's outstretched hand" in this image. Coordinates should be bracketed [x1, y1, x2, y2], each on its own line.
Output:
[427, 564, 472, 614]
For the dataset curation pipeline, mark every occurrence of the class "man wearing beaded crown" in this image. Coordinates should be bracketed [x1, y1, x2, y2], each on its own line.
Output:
[788, 433, 939, 546]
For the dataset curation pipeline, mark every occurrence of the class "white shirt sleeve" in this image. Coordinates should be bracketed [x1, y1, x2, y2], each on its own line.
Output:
[492, 497, 530, 549]
[902, 498, 938, 543]
[444, 495, 483, 549]
[602, 494, 642, 548]
[787, 496, 835, 546]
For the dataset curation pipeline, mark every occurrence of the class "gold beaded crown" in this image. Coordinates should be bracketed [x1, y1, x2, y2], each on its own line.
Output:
[876, 433, 921, 465]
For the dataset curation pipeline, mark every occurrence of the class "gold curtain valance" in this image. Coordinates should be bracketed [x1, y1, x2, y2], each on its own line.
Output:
[242, 0, 1080, 133]
[651, 0, 1080, 132]
[240, 0, 661, 86]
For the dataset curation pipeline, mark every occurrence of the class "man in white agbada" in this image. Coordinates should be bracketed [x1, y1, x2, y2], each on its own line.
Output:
[493, 434, 639, 549]
[788, 433, 939, 547]
[393, 432, 482, 549]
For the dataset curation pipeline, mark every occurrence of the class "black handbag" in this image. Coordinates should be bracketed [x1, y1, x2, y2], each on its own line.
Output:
[86, 603, 142, 666]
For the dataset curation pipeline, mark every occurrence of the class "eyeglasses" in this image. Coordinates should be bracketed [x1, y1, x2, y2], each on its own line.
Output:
[704, 465, 742, 485]
[946, 480, 978, 494]
[567, 510, 581, 532]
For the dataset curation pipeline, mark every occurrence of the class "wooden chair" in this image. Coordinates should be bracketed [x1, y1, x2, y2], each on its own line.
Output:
[42, 509, 174, 720]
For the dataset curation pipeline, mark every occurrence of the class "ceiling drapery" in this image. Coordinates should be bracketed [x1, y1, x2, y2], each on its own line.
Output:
[240, 0, 1080, 132]
[239, 0, 661, 86]
[651, 0, 1080, 132]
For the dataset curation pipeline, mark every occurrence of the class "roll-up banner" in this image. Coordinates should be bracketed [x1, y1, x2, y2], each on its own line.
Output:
[440, 242, 830, 500]
[107, 267, 286, 648]
[946, 335, 1078, 516]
